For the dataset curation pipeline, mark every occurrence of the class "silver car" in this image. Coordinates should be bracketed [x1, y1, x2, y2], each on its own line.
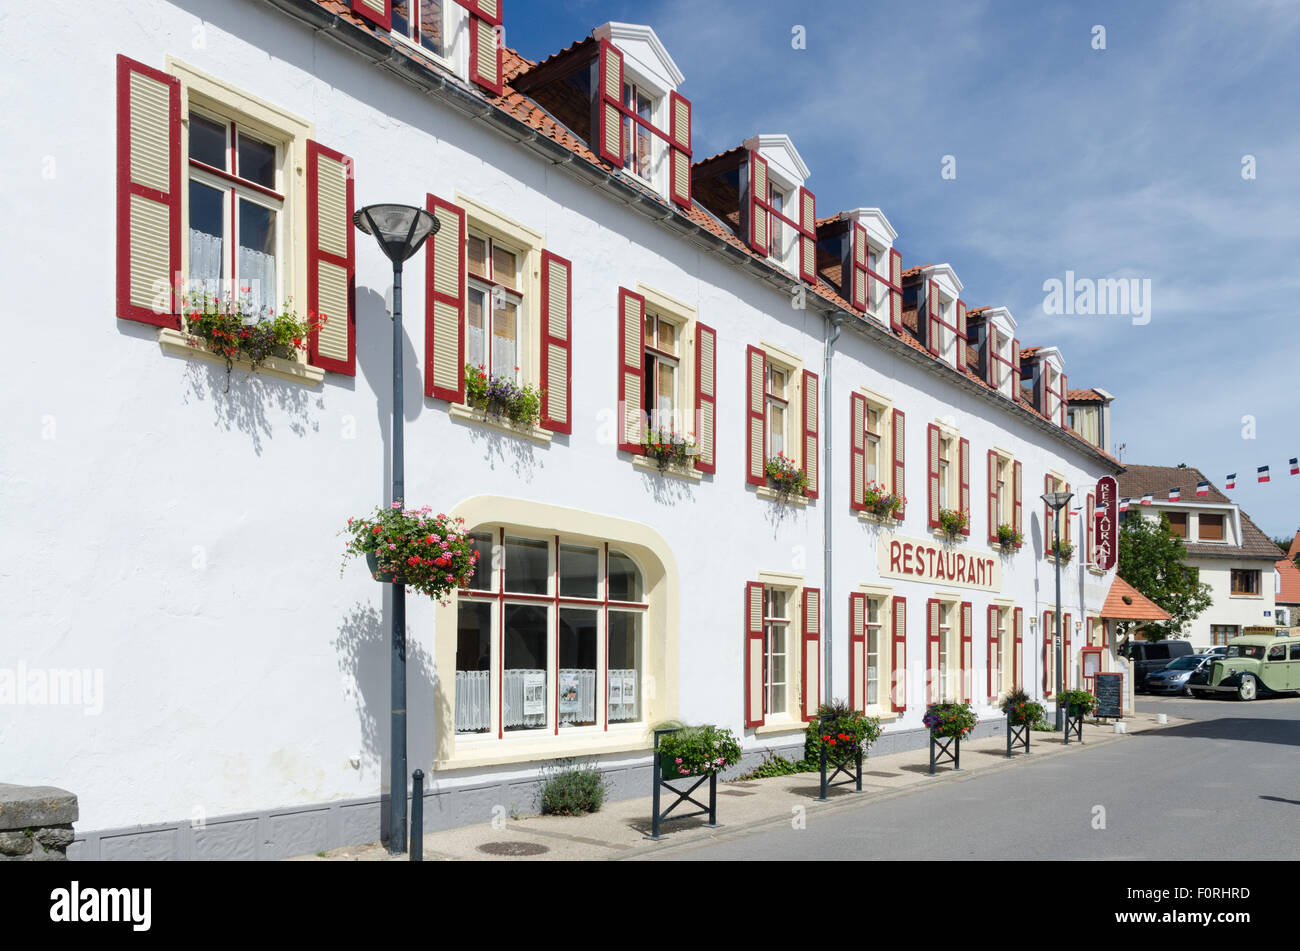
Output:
[1145, 654, 1216, 695]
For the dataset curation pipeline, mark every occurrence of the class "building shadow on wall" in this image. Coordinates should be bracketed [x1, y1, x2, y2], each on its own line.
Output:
[638, 469, 695, 506]
[179, 360, 321, 455]
[456, 422, 542, 481]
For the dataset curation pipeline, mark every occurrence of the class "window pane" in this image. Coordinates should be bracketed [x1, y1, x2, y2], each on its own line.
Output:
[657, 318, 675, 355]
[392, 0, 411, 38]
[237, 199, 276, 318]
[504, 537, 548, 594]
[465, 532, 494, 591]
[455, 601, 491, 734]
[766, 621, 786, 715]
[558, 608, 598, 727]
[467, 235, 488, 277]
[607, 550, 642, 602]
[418, 0, 443, 55]
[769, 403, 785, 457]
[608, 611, 642, 722]
[503, 603, 547, 732]
[188, 181, 225, 301]
[467, 287, 486, 368]
[492, 245, 517, 290]
[559, 545, 599, 599]
[491, 299, 518, 379]
[236, 133, 276, 190]
[657, 362, 675, 422]
[189, 113, 227, 168]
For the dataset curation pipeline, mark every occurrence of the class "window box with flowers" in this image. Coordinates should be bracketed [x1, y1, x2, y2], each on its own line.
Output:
[996, 523, 1024, 552]
[762, 452, 810, 503]
[1048, 538, 1075, 565]
[341, 503, 480, 604]
[862, 481, 905, 521]
[937, 508, 969, 541]
[452, 363, 553, 444]
[640, 427, 700, 477]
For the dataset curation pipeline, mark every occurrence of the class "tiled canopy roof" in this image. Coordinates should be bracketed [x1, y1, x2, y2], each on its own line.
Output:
[1067, 388, 1107, 403]
[1102, 577, 1172, 622]
[1276, 558, 1300, 606]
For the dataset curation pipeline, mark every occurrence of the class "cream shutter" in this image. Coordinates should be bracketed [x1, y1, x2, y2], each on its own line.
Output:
[694, 322, 716, 473]
[617, 288, 645, 453]
[745, 582, 766, 727]
[307, 141, 356, 375]
[849, 593, 866, 713]
[801, 588, 821, 721]
[802, 369, 819, 499]
[669, 92, 692, 208]
[891, 597, 907, 712]
[425, 195, 466, 402]
[539, 251, 572, 433]
[746, 151, 770, 255]
[745, 345, 766, 486]
[595, 40, 624, 166]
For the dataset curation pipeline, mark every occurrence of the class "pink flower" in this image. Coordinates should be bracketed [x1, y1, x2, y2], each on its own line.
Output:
[675, 757, 682, 764]
[388, 544, 396, 551]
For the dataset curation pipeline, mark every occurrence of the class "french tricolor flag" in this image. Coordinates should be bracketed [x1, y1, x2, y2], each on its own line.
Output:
[1291, 458, 1298, 476]
[1094, 500, 1107, 516]
[1226, 473, 1237, 490]
[1258, 465, 1270, 484]
[1196, 480, 1210, 497]
[1119, 498, 1130, 512]
[1140, 493, 1154, 505]
[1168, 487, 1181, 501]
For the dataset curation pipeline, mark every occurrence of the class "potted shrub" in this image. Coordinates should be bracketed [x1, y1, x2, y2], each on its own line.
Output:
[182, 293, 326, 392]
[1048, 538, 1075, 564]
[643, 426, 697, 471]
[764, 452, 809, 501]
[341, 503, 479, 604]
[937, 508, 969, 539]
[1058, 688, 1098, 718]
[1000, 687, 1045, 727]
[863, 480, 905, 520]
[804, 699, 882, 765]
[996, 523, 1024, 551]
[464, 363, 542, 427]
[656, 724, 742, 780]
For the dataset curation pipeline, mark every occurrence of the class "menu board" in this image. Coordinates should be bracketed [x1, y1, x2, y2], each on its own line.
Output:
[1095, 671, 1123, 718]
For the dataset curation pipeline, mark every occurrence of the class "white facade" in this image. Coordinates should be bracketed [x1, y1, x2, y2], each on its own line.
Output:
[0, 0, 1119, 857]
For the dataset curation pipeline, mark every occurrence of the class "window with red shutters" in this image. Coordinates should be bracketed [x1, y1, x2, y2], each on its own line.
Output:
[1012, 460, 1023, 547]
[927, 424, 941, 529]
[745, 345, 767, 486]
[744, 151, 771, 256]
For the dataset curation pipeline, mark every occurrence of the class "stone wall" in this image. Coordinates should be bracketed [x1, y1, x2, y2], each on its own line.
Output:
[0, 784, 78, 861]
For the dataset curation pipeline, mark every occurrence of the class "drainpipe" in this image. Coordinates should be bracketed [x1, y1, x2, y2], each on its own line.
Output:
[823, 313, 844, 703]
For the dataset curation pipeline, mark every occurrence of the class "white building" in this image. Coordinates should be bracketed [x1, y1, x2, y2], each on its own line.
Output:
[2, 0, 1121, 859]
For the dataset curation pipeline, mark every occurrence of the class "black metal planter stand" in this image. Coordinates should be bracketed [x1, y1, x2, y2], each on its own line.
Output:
[929, 734, 961, 774]
[648, 728, 720, 840]
[1064, 709, 1084, 744]
[1006, 717, 1030, 757]
[816, 714, 864, 801]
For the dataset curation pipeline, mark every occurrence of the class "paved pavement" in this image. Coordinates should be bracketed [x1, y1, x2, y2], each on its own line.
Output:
[291, 696, 1300, 861]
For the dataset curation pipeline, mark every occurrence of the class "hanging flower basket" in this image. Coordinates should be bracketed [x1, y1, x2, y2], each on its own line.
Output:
[341, 503, 479, 603]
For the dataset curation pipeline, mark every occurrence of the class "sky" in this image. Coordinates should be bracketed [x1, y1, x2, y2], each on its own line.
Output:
[504, 0, 1300, 542]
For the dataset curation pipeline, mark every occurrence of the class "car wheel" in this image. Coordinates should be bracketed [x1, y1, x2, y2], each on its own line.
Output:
[1237, 676, 1257, 702]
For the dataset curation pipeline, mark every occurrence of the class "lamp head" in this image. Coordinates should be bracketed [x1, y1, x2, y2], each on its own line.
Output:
[353, 204, 440, 263]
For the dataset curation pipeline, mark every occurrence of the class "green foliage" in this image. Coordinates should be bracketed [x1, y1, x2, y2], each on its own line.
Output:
[1048, 538, 1075, 563]
[1117, 512, 1213, 641]
[183, 293, 324, 392]
[938, 508, 970, 538]
[864, 480, 905, 518]
[997, 523, 1024, 550]
[341, 504, 479, 602]
[804, 699, 882, 765]
[1058, 688, 1098, 716]
[643, 426, 696, 470]
[765, 453, 809, 499]
[923, 701, 978, 739]
[537, 761, 607, 816]
[657, 724, 742, 778]
[735, 753, 815, 780]
[1000, 687, 1045, 726]
[464, 363, 543, 426]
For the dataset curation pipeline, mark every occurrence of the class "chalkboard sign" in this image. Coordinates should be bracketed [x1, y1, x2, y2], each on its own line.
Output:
[1095, 672, 1123, 718]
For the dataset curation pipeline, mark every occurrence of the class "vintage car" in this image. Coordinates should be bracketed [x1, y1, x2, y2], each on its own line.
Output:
[1187, 633, 1300, 700]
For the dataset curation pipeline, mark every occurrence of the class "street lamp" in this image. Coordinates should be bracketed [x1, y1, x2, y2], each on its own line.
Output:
[1041, 489, 1073, 730]
[354, 203, 439, 855]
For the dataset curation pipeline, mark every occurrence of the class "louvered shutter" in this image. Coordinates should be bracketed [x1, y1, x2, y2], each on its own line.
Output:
[617, 288, 645, 453]
[306, 141, 356, 375]
[1063, 613, 1073, 690]
[801, 588, 821, 721]
[891, 409, 906, 520]
[116, 55, 180, 328]
[987, 451, 1000, 543]
[802, 369, 819, 499]
[849, 223, 870, 311]
[539, 251, 572, 433]
[744, 582, 765, 727]
[1065, 481, 1073, 545]
[926, 423, 941, 529]
[463, 0, 504, 95]
[694, 322, 716, 473]
[668, 92, 692, 208]
[987, 327, 998, 388]
[959, 437, 971, 536]
[425, 194, 466, 402]
[849, 392, 867, 511]
[1086, 491, 1095, 566]
[849, 592, 867, 713]
[1043, 610, 1055, 697]
[1044, 474, 1053, 553]
[926, 281, 942, 356]
[594, 39, 624, 166]
[888, 249, 903, 332]
[745, 345, 766, 486]
[1012, 460, 1023, 546]
[746, 151, 770, 256]
[351, 0, 391, 29]
[1011, 339, 1022, 401]
[960, 601, 973, 703]
[1013, 607, 1023, 691]
[987, 605, 1000, 700]
[926, 599, 941, 704]
[955, 299, 967, 353]
[890, 596, 907, 712]
[1059, 372, 1068, 426]
[798, 187, 817, 284]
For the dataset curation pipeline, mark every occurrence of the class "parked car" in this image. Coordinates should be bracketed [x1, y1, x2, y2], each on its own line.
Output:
[1144, 654, 1217, 696]
[1120, 639, 1196, 692]
[1188, 634, 1300, 700]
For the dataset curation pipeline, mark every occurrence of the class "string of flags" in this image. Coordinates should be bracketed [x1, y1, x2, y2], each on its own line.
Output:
[1114, 459, 1298, 511]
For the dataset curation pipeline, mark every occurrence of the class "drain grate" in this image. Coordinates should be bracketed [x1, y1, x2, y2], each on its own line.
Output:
[477, 841, 550, 856]
[719, 789, 755, 797]
[866, 771, 902, 778]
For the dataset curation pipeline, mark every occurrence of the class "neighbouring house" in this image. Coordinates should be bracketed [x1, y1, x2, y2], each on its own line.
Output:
[1275, 536, 1300, 627]
[1116, 466, 1279, 646]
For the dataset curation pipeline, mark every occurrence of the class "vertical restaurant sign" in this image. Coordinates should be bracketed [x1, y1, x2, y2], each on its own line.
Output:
[1094, 475, 1118, 571]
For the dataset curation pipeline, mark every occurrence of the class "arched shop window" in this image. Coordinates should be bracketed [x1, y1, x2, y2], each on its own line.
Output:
[454, 530, 650, 737]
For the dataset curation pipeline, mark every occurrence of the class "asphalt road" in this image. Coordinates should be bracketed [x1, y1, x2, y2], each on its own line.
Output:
[656, 695, 1300, 860]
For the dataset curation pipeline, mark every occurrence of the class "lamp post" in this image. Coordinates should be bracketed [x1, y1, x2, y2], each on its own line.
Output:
[354, 203, 440, 855]
[1041, 489, 1074, 730]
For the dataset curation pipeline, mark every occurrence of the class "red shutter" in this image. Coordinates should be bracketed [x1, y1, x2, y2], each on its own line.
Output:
[890, 596, 907, 712]
[539, 251, 572, 433]
[693, 322, 716, 473]
[306, 141, 357, 375]
[744, 582, 765, 728]
[594, 39, 624, 166]
[987, 605, 1000, 700]
[891, 409, 906, 519]
[801, 588, 821, 721]
[1058, 372, 1068, 426]
[116, 55, 181, 328]
[745, 345, 766, 486]
[926, 281, 941, 356]
[468, 12, 504, 95]
[1044, 474, 1053, 553]
[987, 450, 1000, 543]
[1012, 460, 1023, 546]
[617, 288, 645, 454]
[960, 601, 973, 703]
[1063, 613, 1073, 690]
[849, 592, 867, 713]
[1043, 610, 1054, 697]
[956, 299, 967, 352]
[802, 369, 819, 499]
[425, 194, 466, 402]
[1065, 481, 1073, 545]
[351, 0, 392, 30]
[849, 392, 867, 511]
[1013, 607, 1023, 691]
[668, 92, 692, 208]
[850, 223, 870, 311]
[926, 423, 941, 529]
[888, 249, 903, 333]
[987, 326, 998, 388]
[926, 599, 941, 704]
[745, 151, 771, 256]
[1086, 491, 1095, 566]
[798, 186, 817, 284]
[959, 437, 971, 536]
[1011, 339, 1021, 402]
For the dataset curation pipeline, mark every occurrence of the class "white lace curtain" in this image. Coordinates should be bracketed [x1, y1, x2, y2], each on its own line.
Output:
[187, 229, 275, 316]
[454, 668, 640, 732]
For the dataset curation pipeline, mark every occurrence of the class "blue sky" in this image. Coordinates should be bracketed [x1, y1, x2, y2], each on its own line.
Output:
[507, 0, 1300, 541]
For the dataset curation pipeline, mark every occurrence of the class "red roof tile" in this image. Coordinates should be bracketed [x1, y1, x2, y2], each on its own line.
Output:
[1067, 388, 1107, 402]
[1102, 577, 1172, 622]
[1277, 558, 1300, 606]
[1288, 530, 1300, 560]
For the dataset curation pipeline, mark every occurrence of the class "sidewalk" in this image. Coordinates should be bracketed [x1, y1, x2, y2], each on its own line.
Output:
[291, 712, 1180, 862]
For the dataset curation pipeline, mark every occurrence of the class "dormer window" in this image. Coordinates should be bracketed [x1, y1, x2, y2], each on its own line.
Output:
[916, 267, 965, 369]
[392, 1, 446, 58]
[621, 81, 657, 181]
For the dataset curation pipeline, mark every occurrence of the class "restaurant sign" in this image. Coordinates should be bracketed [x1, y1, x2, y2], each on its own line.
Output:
[877, 534, 1002, 592]
[1094, 475, 1118, 571]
